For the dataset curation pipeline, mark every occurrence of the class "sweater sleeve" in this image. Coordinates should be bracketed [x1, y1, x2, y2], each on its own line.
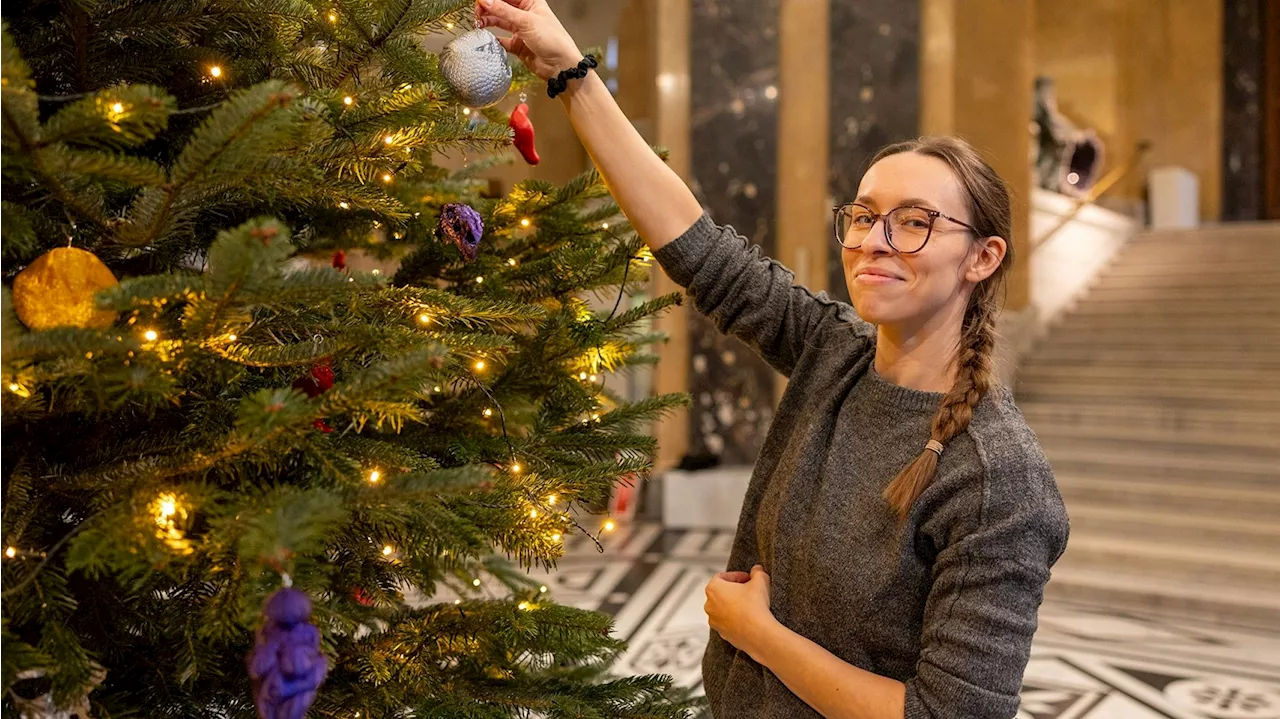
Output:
[652, 212, 867, 377]
[903, 465, 1069, 719]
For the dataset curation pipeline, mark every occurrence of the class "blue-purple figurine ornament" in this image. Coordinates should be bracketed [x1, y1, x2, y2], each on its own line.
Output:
[248, 581, 328, 719]
[437, 203, 484, 261]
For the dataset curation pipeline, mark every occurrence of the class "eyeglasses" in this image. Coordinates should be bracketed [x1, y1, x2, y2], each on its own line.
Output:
[833, 203, 979, 254]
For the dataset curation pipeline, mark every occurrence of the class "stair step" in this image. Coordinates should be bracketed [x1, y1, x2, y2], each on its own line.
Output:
[1080, 283, 1280, 301]
[1046, 449, 1279, 488]
[1086, 273, 1280, 290]
[1045, 564, 1280, 629]
[1025, 348, 1280, 369]
[1054, 475, 1280, 518]
[1063, 301, 1280, 318]
[1017, 364, 1280, 387]
[1035, 334, 1280, 353]
[1054, 535, 1280, 591]
[1020, 402, 1280, 434]
[1034, 423, 1279, 454]
[1066, 505, 1280, 552]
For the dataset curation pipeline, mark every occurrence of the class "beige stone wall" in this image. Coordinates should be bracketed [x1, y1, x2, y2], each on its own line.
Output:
[1035, 0, 1223, 221]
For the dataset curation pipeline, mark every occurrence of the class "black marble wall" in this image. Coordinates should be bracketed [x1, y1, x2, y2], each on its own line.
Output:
[687, 0, 780, 464]
[1222, 0, 1265, 221]
[827, 1, 921, 303]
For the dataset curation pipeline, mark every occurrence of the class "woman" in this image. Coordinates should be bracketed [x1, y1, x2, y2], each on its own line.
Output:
[475, 2, 1070, 717]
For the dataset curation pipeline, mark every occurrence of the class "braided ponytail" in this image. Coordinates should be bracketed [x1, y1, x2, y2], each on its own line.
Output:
[871, 137, 1015, 521]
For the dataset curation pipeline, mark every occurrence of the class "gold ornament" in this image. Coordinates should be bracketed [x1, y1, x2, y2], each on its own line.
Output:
[13, 247, 119, 330]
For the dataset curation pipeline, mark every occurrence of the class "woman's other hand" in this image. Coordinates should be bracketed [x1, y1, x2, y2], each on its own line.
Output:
[705, 564, 779, 662]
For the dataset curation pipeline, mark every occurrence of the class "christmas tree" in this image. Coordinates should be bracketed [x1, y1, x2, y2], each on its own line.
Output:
[0, 2, 697, 716]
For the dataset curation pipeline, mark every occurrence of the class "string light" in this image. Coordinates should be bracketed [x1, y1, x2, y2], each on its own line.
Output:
[208, 65, 223, 78]
[143, 329, 158, 342]
[550, 532, 562, 542]
[529, 509, 538, 518]
[547, 494, 557, 505]
[462, 107, 471, 116]
[382, 173, 393, 183]
[227, 334, 237, 341]
[511, 463, 522, 474]
[418, 313, 431, 324]
[601, 222, 609, 230]
[517, 601, 530, 610]
[328, 10, 337, 22]
[540, 585, 548, 593]
[384, 135, 395, 145]
[382, 545, 394, 556]
[151, 493, 192, 554]
[343, 95, 353, 106]
[446, 22, 455, 29]
[591, 413, 600, 421]
[433, 385, 442, 393]
[589, 375, 598, 382]
[8, 383, 20, 392]
[482, 408, 493, 418]
[579, 372, 588, 380]
[603, 519, 616, 532]
[454, 599, 462, 604]
[367, 469, 381, 484]
[475, 276, 484, 284]
[338, 201, 350, 209]
[5, 547, 16, 559]
[507, 258, 517, 266]
[474, 359, 486, 371]
[111, 102, 124, 114]
[472, 578, 481, 587]
[519, 218, 531, 228]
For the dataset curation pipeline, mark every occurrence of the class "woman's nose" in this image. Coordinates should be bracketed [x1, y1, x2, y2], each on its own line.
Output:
[859, 218, 895, 254]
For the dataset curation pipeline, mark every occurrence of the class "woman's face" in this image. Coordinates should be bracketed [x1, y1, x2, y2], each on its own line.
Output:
[842, 152, 1001, 331]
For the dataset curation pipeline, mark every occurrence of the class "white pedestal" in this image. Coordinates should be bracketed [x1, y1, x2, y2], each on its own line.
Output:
[661, 466, 753, 529]
[1148, 167, 1200, 229]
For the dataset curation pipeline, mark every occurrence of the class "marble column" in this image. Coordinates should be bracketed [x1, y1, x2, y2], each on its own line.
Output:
[826, 0, 922, 303]
[1222, 0, 1265, 221]
[686, 0, 782, 464]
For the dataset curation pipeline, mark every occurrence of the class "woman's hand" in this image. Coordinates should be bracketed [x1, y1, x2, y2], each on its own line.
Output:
[704, 565, 779, 662]
[474, 0, 583, 81]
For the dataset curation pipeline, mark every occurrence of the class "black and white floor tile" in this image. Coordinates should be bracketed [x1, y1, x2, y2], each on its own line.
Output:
[453, 523, 1280, 717]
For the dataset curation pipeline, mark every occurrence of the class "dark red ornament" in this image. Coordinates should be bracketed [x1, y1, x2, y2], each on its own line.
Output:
[312, 419, 334, 434]
[509, 103, 539, 165]
[331, 250, 346, 270]
[293, 361, 335, 398]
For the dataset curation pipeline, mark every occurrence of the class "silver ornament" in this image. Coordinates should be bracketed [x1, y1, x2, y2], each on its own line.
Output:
[439, 29, 512, 109]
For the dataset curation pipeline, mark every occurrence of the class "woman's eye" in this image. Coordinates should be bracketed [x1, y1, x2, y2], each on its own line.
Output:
[905, 219, 929, 229]
[851, 215, 875, 226]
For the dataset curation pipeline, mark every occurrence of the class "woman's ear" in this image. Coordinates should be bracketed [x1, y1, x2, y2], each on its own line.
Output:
[965, 235, 1007, 283]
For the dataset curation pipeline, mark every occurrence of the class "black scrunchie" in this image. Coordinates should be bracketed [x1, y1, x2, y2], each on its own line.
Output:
[547, 55, 598, 99]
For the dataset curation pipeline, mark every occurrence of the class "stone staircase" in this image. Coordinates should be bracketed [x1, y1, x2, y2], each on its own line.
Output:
[1016, 222, 1280, 628]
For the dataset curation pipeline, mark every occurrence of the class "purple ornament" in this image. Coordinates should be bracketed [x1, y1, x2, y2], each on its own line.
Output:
[437, 203, 484, 261]
[248, 587, 328, 719]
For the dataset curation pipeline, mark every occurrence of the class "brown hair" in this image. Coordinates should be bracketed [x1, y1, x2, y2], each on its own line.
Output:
[873, 136, 1014, 521]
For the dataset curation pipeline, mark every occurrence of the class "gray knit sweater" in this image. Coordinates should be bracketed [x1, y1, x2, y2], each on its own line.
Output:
[652, 213, 1070, 719]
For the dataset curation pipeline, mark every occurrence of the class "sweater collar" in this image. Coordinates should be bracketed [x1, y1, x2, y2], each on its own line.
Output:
[863, 363, 948, 413]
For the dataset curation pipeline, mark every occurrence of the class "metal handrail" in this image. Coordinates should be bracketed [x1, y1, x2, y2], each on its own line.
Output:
[1031, 140, 1153, 249]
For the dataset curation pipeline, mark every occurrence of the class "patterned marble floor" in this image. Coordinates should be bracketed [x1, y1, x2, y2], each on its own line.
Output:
[516, 522, 1280, 719]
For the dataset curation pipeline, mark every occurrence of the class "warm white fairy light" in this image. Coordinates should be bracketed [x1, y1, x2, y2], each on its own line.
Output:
[547, 494, 557, 505]
[227, 334, 237, 341]
[382, 545, 394, 556]
[511, 463, 521, 473]
[519, 218, 531, 228]
[209, 65, 223, 78]
[433, 385, 442, 393]
[603, 519, 616, 532]
[454, 599, 462, 604]
[5, 547, 16, 559]
[578, 372, 588, 380]
[8, 383, 20, 392]
[384, 135, 394, 145]
[518, 601, 531, 610]
[483, 408, 493, 418]
[550, 533, 562, 542]
[368, 469, 381, 484]
[507, 258, 517, 266]
[343, 95, 353, 105]
[382, 173, 392, 183]
[328, 11, 337, 22]
[539, 585, 548, 593]
[446, 22, 455, 29]
[601, 222, 609, 229]
[143, 329, 158, 342]
[418, 313, 431, 324]
[529, 509, 538, 518]
[111, 102, 124, 114]
[338, 201, 350, 209]
[462, 107, 471, 115]
[475, 276, 484, 284]
[591, 413, 600, 421]
[474, 359, 486, 371]
[472, 578, 482, 587]
[589, 374, 598, 382]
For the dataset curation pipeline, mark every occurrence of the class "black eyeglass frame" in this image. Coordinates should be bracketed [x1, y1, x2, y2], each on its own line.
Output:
[832, 202, 980, 254]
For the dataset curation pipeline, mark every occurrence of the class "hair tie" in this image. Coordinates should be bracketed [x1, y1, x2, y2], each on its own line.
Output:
[925, 439, 944, 456]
